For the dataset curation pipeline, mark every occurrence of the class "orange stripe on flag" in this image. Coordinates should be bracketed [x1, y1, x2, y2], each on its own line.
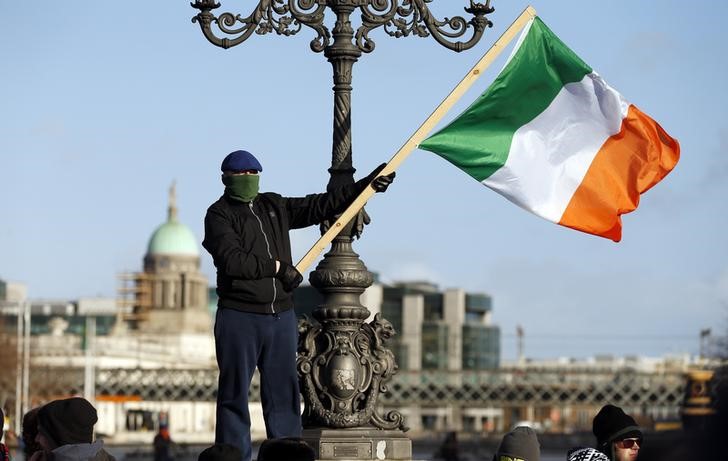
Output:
[559, 104, 680, 242]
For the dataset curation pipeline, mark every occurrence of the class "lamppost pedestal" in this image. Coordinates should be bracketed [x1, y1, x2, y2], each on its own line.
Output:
[302, 427, 412, 460]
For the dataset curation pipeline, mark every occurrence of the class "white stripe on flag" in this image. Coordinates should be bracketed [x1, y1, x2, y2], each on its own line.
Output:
[483, 72, 630, 222]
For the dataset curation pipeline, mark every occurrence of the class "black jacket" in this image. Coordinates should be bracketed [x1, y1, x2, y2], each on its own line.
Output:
[203, 182, 363, 314]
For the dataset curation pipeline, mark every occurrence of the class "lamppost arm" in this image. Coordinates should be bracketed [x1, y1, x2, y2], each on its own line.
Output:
[193, 1, 494, 54]
[356, 0, 495, 53]
[192, 0, 331, 52]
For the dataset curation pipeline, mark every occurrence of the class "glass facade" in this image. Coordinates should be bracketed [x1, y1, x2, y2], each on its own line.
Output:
[380, 295, 403, 336]
[383, 284, 437, 369]
[0, 313, 117, 336]
[421, 322, 449, 369]
[465, 293, 491, 312]
[462, 324, 500, 369]
[380, 293, 406, 366]
[423, 294, 443, 321]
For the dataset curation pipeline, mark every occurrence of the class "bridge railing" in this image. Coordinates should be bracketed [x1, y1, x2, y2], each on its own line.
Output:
[0, 366, 694, 411]
[382, 369, 686, 408]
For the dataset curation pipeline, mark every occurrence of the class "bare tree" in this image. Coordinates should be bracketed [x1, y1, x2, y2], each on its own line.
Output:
[0, 320, 19, 429]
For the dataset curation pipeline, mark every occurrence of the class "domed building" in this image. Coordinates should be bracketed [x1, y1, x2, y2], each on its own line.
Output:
[120, 183, 210, 335]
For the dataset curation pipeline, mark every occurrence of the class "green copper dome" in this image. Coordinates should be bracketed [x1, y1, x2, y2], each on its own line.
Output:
[146, 183, 199, 257]
[147, 220, 199, 256]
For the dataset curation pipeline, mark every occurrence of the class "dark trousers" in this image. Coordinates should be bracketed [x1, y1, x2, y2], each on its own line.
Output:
[214, 308, 302, 461]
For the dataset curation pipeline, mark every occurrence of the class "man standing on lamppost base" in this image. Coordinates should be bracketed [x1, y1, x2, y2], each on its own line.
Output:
[202, 149, 394, 461]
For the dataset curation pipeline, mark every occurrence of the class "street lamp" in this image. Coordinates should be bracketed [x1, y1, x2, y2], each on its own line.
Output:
[191, 0, 495, 449]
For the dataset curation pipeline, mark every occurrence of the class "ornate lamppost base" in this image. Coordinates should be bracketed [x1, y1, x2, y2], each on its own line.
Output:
[302, 427, 413, 461]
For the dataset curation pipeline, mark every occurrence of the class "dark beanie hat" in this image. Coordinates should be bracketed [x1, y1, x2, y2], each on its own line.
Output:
[494, 426, 540, 461]
[38, 397, 97, 446]
[198, 443, 241, 461]
[592, 404, 642, 448]
[221, 150, 262, 173]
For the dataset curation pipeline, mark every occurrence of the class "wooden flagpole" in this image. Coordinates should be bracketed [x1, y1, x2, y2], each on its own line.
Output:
[296, 5, 537, 274]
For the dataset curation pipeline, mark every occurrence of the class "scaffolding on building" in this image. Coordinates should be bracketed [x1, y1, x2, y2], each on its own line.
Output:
[116, 272, 152, 327]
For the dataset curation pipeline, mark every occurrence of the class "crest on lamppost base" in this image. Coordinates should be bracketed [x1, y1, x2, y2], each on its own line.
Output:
[298, 313, 407, 430]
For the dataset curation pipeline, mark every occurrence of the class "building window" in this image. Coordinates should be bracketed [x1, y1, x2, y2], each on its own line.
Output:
[465, 293, 491, 311]
[462, 324, 500, 370]
[392, 342, 408, 370]
[126, 410, 155, 431]
[380, 299, 403, 336]
[423, 294, 443, 321]
[421, 415, 437, 430]
[422, 322, 448, 370]
[462, 416, 476, 432]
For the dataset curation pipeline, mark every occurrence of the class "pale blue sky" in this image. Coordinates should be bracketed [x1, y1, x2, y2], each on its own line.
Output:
[1, 1, 726, 360]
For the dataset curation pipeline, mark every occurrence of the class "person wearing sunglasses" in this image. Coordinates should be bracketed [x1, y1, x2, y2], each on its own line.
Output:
[592, 404, 643, 461]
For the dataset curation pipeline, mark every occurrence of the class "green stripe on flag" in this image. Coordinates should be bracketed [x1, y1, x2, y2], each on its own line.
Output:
[419, 17, 593, 181]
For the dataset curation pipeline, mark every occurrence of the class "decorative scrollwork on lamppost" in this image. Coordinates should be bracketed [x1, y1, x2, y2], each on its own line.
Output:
[192, 0, 495, 432]
[193, 1, 493, 52]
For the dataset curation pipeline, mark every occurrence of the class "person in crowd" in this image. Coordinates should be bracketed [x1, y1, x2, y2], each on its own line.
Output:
[435, 431, 459, 461]
[566, 447, 610, 461]
[153, 423, 176, 461]
[31, 397, 115, 461]
[592, 404, 642, 461]
[198, 443, 241, 461]
[492, 426, 540, 461]
[22, 406, 43, 460]
[203, 149, 394, 461]
[256, 438, 315, 461]
[0, 408, 10, 461]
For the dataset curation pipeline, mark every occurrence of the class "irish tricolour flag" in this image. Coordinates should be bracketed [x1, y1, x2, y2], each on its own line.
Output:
[419, 17, 679, 242]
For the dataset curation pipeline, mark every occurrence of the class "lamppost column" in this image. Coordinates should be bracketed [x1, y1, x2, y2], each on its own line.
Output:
[308, 2, 373, 354]
[325, 4, 361, 185]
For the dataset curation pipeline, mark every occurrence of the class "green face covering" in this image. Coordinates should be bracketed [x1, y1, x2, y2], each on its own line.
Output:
[222, 174, 260, 202]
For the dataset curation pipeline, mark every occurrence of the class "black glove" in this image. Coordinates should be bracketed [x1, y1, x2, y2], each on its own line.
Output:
[362, 162, 396, 193]
[276, 261, 303, 292]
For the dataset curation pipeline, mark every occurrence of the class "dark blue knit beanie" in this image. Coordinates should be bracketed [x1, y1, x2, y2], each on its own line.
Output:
[221, 150, 262, 173]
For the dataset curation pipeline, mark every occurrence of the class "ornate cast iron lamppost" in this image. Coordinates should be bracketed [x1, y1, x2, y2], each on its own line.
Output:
[192, 0, 494, 457]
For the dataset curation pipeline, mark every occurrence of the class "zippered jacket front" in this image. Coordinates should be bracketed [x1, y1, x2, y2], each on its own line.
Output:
[203, 182, 363, 314]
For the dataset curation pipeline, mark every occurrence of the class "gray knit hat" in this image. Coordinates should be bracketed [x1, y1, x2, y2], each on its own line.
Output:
[494, 426, 540, 461]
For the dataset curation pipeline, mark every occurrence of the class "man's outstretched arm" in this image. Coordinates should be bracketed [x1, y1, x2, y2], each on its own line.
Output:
[285, 163, 395, 229]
